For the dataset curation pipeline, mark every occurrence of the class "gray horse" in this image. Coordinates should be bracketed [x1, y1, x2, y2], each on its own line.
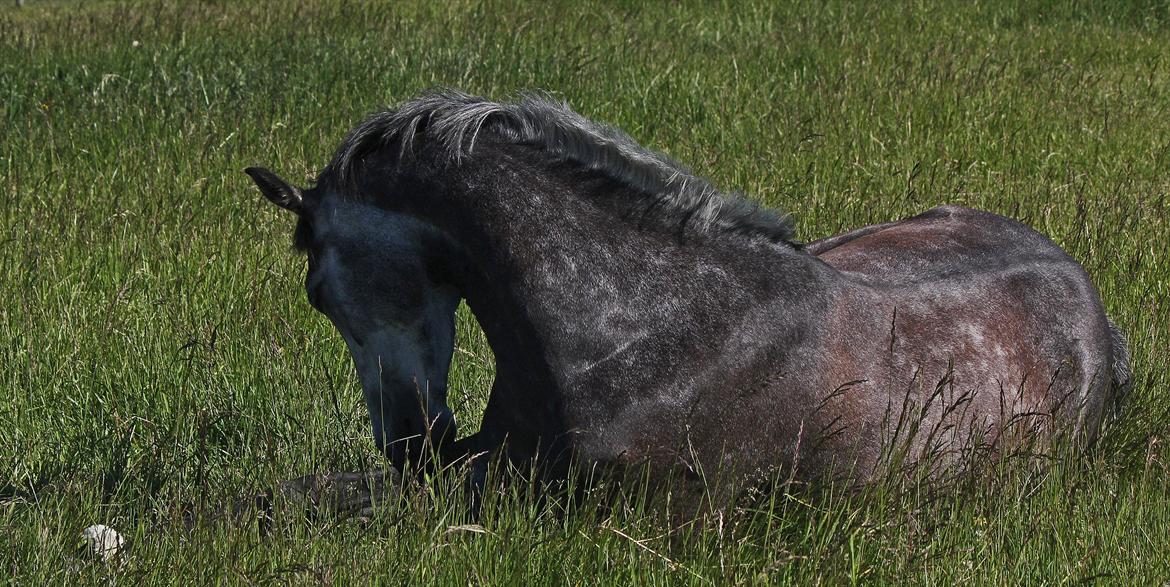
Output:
[246, 90, 1130, 514]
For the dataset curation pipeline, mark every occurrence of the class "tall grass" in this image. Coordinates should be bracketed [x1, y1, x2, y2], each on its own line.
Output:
[1, 0, 1168, 583]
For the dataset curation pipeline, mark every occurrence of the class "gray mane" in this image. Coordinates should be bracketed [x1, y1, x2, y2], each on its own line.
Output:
[322, 89, 796, 243]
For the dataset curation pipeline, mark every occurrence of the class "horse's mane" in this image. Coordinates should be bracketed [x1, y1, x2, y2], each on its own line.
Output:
[321, 89, 796, 244]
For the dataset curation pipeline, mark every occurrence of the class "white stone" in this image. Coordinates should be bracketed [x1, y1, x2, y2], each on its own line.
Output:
[81, 524, 125, 561]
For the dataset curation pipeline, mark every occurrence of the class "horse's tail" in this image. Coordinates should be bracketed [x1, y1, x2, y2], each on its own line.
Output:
[1107, 317, 1133, 416]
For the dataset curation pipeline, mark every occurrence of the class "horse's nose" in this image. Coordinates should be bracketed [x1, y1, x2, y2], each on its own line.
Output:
[388, 429, 425, 472]
[388, 408, 457, 472]
[429, 408, 457, 451]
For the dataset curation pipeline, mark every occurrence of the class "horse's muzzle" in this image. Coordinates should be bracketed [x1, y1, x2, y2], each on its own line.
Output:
[387, 408, 457, 474]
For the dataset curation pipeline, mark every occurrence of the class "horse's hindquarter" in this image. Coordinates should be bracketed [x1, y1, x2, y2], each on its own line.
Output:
[808, 206, 1113, 473]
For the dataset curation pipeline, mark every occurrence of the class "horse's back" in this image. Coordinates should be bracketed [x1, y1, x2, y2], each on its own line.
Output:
[807, 205, 1076, 285]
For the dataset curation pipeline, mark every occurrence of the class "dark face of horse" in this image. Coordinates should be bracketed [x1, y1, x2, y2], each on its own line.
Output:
[246, 167, 460, 472]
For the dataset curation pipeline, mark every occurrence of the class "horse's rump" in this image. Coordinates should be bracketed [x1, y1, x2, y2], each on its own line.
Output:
[806, 205, 1119, 472]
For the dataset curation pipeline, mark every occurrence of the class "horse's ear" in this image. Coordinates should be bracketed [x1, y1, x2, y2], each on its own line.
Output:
[245, 167, 304, 214]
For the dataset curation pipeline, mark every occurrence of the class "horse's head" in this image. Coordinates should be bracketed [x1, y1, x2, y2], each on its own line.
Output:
[246, 166, 460, 472]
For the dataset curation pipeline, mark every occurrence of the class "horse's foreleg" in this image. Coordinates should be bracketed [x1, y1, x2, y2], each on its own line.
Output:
[200, 437, 490, 532]
[272, 469, 402, 519]
[194, 469, 402, 534]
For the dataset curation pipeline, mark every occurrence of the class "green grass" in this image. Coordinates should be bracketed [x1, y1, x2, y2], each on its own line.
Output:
[2, 0, 1169, 583]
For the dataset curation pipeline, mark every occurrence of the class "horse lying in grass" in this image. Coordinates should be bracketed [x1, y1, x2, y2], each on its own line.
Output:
[245, 90, 1130, 516]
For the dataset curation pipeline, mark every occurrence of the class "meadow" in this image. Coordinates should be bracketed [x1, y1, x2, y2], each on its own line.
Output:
[2, 0, 1169, 583]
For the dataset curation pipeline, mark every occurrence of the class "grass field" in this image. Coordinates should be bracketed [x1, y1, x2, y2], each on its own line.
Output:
[2, 0, 1169, 583]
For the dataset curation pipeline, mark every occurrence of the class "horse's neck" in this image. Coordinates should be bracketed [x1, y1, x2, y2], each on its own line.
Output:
[439, 155, 812, 403]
